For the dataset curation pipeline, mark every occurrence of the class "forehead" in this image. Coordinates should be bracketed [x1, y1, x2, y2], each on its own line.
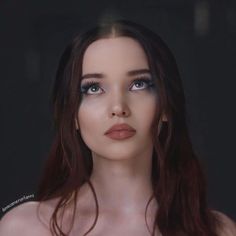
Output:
[82, 37, 149, 74]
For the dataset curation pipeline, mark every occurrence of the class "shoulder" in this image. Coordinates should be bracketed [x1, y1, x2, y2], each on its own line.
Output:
[212, 210, 236, 236]
[0, 201, 53, 236]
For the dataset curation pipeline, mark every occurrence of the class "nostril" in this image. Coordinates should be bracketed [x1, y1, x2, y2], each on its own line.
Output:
[112, 111, 127, 116]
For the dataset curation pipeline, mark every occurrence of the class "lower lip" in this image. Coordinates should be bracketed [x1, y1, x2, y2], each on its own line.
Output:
[105, 130, 136, 140]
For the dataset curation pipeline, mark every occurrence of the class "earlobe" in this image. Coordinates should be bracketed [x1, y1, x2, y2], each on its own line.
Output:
[161, 113, 168, 122]
[157, 113, 167, 135]
[75, 119, 79, 130]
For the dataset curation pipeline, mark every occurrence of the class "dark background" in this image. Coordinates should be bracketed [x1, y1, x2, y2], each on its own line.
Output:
[1, 0, 235, 219]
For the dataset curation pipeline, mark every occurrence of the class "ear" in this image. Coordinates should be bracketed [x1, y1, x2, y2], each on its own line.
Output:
[161, 113, 168, 122]
[75, 118, 79, 130]
[158, 113, 167, 135]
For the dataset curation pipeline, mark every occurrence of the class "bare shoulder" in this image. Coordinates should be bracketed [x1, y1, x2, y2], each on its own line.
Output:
[0, 201, 53, 236]
[212, 210, 236, 236]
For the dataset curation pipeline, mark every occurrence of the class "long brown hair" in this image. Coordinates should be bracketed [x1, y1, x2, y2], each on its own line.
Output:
[36, 19, 222, 236]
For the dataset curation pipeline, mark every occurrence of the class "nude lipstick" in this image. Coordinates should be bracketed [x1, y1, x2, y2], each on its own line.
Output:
[104, 123, 136, 140]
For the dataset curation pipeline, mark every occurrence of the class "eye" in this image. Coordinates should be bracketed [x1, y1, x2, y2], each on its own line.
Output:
[80, 81, 103, 95]
[130, 77, 154, 91]
[80, 77, 154, 95]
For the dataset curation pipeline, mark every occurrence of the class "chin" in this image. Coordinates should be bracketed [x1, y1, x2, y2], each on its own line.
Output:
[92, 149, 138, 161]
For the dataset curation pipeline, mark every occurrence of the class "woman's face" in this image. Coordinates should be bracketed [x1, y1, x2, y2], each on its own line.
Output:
[77, 36, 158, 161]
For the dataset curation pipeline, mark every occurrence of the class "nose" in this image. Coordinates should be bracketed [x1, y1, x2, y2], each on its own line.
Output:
[109, 93, 131, 118]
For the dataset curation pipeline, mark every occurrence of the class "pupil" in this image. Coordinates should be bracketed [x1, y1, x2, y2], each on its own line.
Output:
[91, 86, 98, 92]
[136, 81, 143, 87]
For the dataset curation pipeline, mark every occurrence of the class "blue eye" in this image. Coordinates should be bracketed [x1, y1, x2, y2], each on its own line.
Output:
[130, 78, 154, 91]
[80, 81, 103, 95]
[80, 77, 154, 95]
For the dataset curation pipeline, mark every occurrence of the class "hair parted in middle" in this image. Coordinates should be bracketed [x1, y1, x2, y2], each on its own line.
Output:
[36, 18, 221, 236]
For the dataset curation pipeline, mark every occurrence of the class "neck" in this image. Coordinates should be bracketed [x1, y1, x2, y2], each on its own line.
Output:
[77, 147, 158, 216]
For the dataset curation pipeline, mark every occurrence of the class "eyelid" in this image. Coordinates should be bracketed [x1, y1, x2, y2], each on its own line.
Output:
[131, 76, 152, 83]
[80, 76, 153, 94]
[129, 77, 154, 90]
[80, 81, 103, 94]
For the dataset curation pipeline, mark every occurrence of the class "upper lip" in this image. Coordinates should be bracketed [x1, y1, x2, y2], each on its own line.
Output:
[104, 123, 136, 134]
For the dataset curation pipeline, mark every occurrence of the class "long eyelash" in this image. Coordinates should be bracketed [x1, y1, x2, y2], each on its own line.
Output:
[132, 77, 155, 88]
[80, 81, 99, 94]
[80, 77, 155, 94]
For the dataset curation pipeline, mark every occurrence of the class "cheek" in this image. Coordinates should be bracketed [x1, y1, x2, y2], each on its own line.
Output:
[77, 101, 104, 141]
[78, 94, 157, 138]
[132, 96, 157, 130]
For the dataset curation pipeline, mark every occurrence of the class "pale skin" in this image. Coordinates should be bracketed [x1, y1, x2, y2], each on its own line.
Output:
[0, 37, 235, 236]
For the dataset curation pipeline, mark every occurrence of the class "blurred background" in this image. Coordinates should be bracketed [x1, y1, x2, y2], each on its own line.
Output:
[1, 0, 235, 219]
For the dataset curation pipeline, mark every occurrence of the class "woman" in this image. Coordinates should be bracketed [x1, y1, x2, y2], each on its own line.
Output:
[0, 19, 235, 236]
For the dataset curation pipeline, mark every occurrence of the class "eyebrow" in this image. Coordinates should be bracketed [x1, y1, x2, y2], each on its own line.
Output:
[81, 69, 151, 80]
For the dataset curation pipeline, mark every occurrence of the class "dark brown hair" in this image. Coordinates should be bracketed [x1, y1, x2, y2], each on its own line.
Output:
[36, 19, 222, 236]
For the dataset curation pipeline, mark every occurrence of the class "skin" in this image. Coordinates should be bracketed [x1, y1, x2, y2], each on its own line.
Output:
[0, 37, 235, 236]
[77, 36, 159, 214]
[74, 36, 161, 235]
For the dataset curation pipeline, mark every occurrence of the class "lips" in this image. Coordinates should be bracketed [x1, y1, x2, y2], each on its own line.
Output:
[104, 123, 136, 140]
[105, 123, 136, 134]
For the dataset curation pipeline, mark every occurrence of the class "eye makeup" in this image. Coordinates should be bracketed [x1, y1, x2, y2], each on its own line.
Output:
[80, 76, 155, 95]
[80, 81, 102, 94]
[131, 77, 155, 90]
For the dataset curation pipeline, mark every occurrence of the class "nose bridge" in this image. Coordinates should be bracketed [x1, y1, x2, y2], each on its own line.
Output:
[111, 84, 126, 101]
[110, 86, 127, 108]
[108, 84, 130, 117]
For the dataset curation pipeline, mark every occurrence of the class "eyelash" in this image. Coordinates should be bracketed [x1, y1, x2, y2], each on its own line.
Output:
[80, 77, 155, 95]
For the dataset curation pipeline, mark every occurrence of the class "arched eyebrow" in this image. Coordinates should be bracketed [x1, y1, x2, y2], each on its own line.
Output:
[81, 68, 151, 80]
